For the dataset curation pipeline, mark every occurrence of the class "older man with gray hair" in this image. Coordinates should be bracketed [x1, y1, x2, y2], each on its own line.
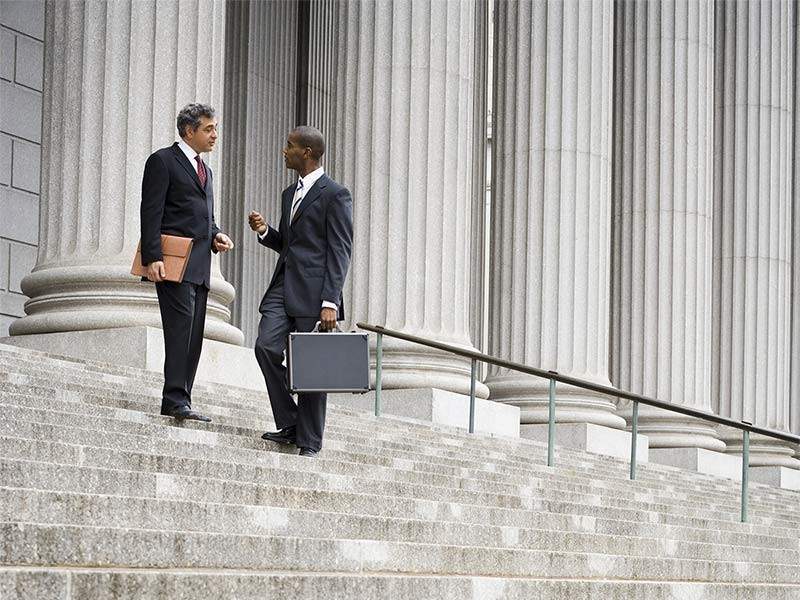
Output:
[139, 102, 234, 422]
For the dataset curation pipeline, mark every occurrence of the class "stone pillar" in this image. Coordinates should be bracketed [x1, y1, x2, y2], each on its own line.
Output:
[9, 0, 241, 345]
[610, 0, 722, 449]
[790, 0, 800, 460]
[713, 0, 797, 467]
[306, 0, 338, 163]
[487, 0, 623, 428]
[220, 0, 297, 346]
[470, 0, 489, 357]
[325, 0, 489, 397]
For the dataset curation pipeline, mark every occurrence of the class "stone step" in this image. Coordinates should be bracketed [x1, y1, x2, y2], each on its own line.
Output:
[1, 388, 789, 517]
[0, 394, 734, 497]
[3, 362, 793, 505]
[2, 412, 794, 532]
[5, 398, 796, 519]
[3, 458, 794, 561]
[3, 343, 800, 598]
[3, 567, 799, 600]
[0, 435, 791, 550]
[2, 521, 797, 583]
[2, 365, 794, 510]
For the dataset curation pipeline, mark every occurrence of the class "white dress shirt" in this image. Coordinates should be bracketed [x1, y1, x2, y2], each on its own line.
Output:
[177, 139, 203, 173]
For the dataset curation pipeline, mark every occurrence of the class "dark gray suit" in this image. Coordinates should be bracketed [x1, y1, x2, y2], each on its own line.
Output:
[140, 143, 221, 414]
[254, 173, 353, 451]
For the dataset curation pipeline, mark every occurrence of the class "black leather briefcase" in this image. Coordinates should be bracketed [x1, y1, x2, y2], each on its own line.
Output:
[288, 325, 370, 393]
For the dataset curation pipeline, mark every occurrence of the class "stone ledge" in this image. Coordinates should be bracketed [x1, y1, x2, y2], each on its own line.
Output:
[330, 388, 520, 438]
[649, 447, 742, 481]
[751, 466, 800, 491]
[2, 327, 263, 391]
[520, 422, 649, 463]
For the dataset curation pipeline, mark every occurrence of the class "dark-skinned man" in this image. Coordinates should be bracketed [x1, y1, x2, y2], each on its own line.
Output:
[249, 126, 353, 457]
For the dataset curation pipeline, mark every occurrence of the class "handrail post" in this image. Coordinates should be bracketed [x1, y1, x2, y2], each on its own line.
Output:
[547, 377, 556, 467]
[630, 400, 639, 480]
[375, 333, 383, 417]
[741, 428, 750, 523]
[468, 359, 477, 433]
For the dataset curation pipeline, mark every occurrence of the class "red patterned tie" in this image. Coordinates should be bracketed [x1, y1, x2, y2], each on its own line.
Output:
[195, 155, 206, 188]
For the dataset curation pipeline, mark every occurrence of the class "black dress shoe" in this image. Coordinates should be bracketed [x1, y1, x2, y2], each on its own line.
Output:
[166, 407, 212, 422]
[261, 427, 297, 445]
[298, 447, 318, 457]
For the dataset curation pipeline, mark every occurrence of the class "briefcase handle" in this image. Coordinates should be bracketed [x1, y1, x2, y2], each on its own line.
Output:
[311, 321, 343, 333]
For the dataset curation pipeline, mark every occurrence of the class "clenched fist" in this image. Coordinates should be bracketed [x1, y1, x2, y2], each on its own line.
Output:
[248, 211, 267, 234]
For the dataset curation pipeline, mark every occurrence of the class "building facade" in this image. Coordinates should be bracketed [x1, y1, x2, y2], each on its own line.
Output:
[1, 0, 798, 466]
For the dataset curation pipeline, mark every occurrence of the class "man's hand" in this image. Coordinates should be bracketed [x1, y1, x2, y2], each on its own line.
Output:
[214, 232, 234, 252]
[249, 211, 267, 234]
[146, 261, 166, 282]
[319, 307, 337, 331]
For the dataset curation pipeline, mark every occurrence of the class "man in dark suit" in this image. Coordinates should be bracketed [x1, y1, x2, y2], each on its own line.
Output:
[248, 126, 353, 457]
[140, 102, 234, 422]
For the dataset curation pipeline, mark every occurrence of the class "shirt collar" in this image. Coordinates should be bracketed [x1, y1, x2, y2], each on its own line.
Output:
[178, 139, 201, 166]
[297, 166, 325, 193]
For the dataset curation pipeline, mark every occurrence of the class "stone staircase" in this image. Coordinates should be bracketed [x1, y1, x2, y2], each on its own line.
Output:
[0, 342, 798, 599]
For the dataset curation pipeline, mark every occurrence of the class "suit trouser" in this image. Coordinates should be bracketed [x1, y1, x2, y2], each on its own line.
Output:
[155, 280, 208, 414]
[254, 273, 326, 451]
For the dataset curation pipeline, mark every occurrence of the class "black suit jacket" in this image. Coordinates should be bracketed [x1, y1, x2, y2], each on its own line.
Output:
[260, 174, 353, 319]
[140, 142, 221, 288]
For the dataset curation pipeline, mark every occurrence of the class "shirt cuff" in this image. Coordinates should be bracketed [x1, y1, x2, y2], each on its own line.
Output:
[321, 301, 338, 311]
[257, 230, 268, 241]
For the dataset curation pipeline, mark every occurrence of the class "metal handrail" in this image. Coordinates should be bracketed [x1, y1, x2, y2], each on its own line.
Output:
[357, 322, 800, 523]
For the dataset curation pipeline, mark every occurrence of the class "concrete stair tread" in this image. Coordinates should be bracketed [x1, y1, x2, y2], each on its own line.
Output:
[2, 414, 796, 530]
[2, 342, 800, 598]
[0, 438, 793, 548]
[4, 457, 797, 557]
[2, 368, 796, 508]
[2, 520, 798, 582]
[2, 393, 798, 516]
[2, 391, 794, 516]
[2, 568, 800, 600]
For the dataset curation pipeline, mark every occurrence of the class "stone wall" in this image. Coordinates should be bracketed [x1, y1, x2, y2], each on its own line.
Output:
[0, 0, 43, 336]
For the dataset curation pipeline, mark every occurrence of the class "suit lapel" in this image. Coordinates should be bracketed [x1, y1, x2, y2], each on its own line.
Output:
[290, 175, 327, 227]
[171, 143, 206, 195]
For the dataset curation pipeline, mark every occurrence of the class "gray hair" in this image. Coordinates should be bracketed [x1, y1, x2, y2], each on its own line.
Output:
[177, 103, 216, 138]
[292, 125, 325, 160]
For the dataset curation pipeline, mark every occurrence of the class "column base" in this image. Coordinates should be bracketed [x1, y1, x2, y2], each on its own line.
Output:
[375, 336, 490, 399]
[617, 404, 726, 451]
[750, 466, 800, 491]
[1, 327, 260, 391]
[521, 422, 649, 462]
[330, 388, 520, 438]
[487, 374, 627, 429]
[649, 447, 742, 481]
[720, 429, 800, 469]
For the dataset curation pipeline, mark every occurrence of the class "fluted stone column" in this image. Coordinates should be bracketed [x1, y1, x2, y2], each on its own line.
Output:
[713, 0, 797, 468]
[470, 0, 489, 357]
[793, 2, 800, 460]
[221, 0, 297, 346]
[306, 0, 338, 163]
[487, 0, 623, 428]
[323, 0, 489, 397]
[10, 0, 241, 344]
[611, 0, 722, 449]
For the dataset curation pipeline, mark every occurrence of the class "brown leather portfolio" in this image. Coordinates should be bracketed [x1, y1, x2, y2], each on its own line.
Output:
[131, 234, 194, 283]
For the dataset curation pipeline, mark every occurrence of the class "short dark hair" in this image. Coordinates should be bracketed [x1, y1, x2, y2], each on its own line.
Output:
[177, 103, 216, 138]
[292, 126, 325, 160]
